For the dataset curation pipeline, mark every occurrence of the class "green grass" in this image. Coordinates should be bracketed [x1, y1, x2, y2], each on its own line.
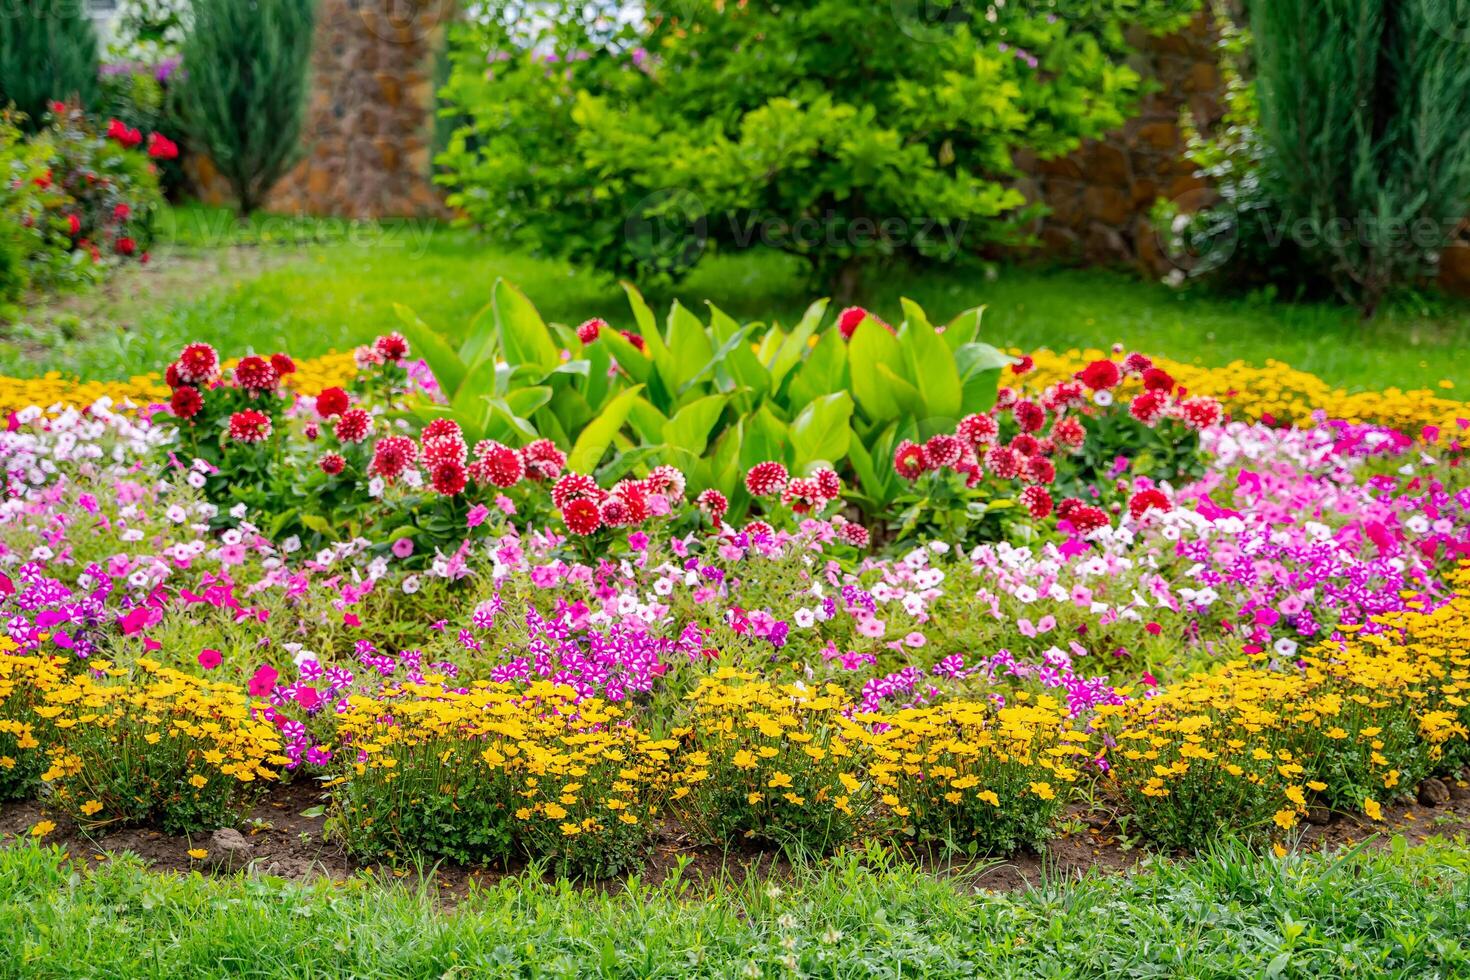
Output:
[6, 203, 1470, 392]
[2, 838, 1467, 976]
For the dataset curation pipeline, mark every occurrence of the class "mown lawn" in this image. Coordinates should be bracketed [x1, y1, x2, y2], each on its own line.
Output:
[2, 839, 1467, 976]
[5, 203, 1470, 393]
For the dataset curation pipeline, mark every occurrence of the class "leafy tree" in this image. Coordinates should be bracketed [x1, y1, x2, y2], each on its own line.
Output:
[175, 0, 316, 216]
[0, 0, 100, 129]
[437, 0, 1201, 294]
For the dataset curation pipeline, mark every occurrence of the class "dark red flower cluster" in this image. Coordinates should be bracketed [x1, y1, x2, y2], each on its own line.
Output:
[319, 453, 346, 476]
[1128, 488, 1170, 521]
[1057, 497, 1109, 533]
[695, 488, 728, 525]
[550, 467, 689, 536]
[333, 409, 374, 445]
[227, 410, 272, 444]
[373, 333, 409, 362]
[174, 343, 220, 385]
[744, 461, 789, 498]
[105, 118, 143, 149]
[146, 132, 179, 160]
[234, 356, 279, 392]
[169, 385, 203, 420]
[315, 387, 350, 418]
[576, 318, 605, 343]
[467, 441, 525, 488]
[370, 436, 417, 481]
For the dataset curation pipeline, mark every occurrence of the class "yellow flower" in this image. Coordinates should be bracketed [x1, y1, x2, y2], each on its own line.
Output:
[1363, 797, 1384, 821]
[80, 800, 103, 816]
[1273, 809, 1298, 831]
[30, 820, 55, 838]
[188, 848, 208, 860]
[189, 774, 208, 789]
[978, 790, 1000, 807]
[1029, 782, 1055, 801]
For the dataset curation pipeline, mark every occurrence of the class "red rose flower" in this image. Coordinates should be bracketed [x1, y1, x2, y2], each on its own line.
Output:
[115, 236, 136, 256]
[146, 132, 179, 160]
[164, 362, 182, 388]
[169, 385, 203, 419]
[113, 203, 130, 221]
[66, 213, 80, 237]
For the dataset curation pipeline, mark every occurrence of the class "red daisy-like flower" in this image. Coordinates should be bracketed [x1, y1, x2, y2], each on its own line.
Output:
[646, 464, 686, 500]
[1012, 400, 1045, 433]
[333, 408, 374, 444]
[563, 497, 602, 535]
[1051, 416, 1086, 450]
[522, 439, 567, 481]
[813, 468, 842, 500]
[924, 434, 963, 469]
[319, 453, 346, 476]
[422, 433, 467, 467]
[1123, 352, 1153, 374]
[422, 418, 463, 443]
[695, 488, 728, 525]
[1044, 381, 1087, 412]
[315, 387, 349, 418]
[1069, 505, 1110, 533]
[984, 445, 1021, 480]
[551, 473, 603, 511]
[957, 412, 998, 447]
[1010, 434, 1040, 458]
[836, 519, 870, 549]
[1179, 396, 1222, 430]
[1077, 359, 1121, 391]
[610, 482, 651, 523]
[1024, 455, 1055, 485]
[169, 385, 203, 419]
[270, 353, 296, 376]
[469, 441, 525, 488]
[600, 496, 634, 527]
[373, 332, 409, 362]
[1142, 367, 1175, 393]
[893, 440, 928, 481]
[576, 318, 605, 343]
[782, 477, 824, 514]
[429, 459, 468, 496]
[164, 362, 182, 388]
[228, 410, 272, 443]
[234, 355, 279, 392]
[744, 461, 789, 498]
[177, 343, 220, 384]
[1129, 390, 1168, 426]
[1019, 485, 1053, 519]
[371, 436, 417, 480]
[1128, 488, 1171, 521]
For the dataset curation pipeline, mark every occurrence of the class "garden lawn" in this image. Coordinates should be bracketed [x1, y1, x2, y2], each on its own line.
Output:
[2, 839, 1468, 977]
[6, 204, 1470, 393]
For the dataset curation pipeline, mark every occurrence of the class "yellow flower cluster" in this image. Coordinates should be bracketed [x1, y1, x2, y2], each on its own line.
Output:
[0, 351, 360, 417]
[1025, 348, 1467, 443]
[331, 680, 671, 875]
[29, 657, 286, 831]
[0, 650, 66, 798]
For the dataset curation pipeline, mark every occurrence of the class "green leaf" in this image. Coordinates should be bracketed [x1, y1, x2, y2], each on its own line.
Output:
[848, 319, 904, 424]
[662, 394, 728, 457]
[568, 385, 644, 474]
[787, 327, 849, 407]
[492, 279, 561, 370]
[458, 300, 499, 369]
[624, 395, 670, 445]
[790, 392, 853, 468]
[393, 303, 466, 400]
[956, 342, 1013, 414]
[769, 298, 829, 388]
[739, 404, 788, 471]
[898, 300, 962, 421]
[941, 305, 985, 352]
[621, 281, 673, 376]
[665, 301, 715, 389]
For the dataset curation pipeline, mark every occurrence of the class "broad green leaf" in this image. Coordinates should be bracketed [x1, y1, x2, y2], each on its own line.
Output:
[621, 281, 673, 375]
[393, 303, 466, 399]
[504, 385, 552, 419]
[898, 300, 962, 420]
[568, 385, 644, 474]
[458, 300, 499, 368]
[706, 303, 743, 344]
[941, 305, 985, 352]
[769, 298, 829, 388]
[787, 327, 848, 407]
[450, 358, 502, 431]
[739, 404, 788, 470]
[847, 319, 905, 423]
[599, 329, 653, 385]
[492, 279, 561, 370]
[665, 301, 715, 388]
[876, 364, 927, 420]
[956, 342, 1013, 414]
[662, 394, 728, 457]
[790, 392, 853, 468]
[625, 395, 670, 445]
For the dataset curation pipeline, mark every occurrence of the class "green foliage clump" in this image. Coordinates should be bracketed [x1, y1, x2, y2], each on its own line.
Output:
[175, 0, 316, 216]
[0, 0, 100, 130]
[437, 0, 1202, 291]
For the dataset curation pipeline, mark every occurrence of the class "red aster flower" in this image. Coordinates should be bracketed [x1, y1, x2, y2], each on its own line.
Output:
[1077, 359, 1121, 391]
[600, 496, 633, 527]
[370, 436, 417, 480]
[66, 213, 80, 237]
[1051, 416, 1086, 450]
[373, 332, 409, 362]
[744, 460, 789, 497]
[1123, 352, 1153, 374]
[983, 445, 1021, 480]
[621, 330, 646, 353]
[743, 521, 774, 540]
[1142, 367, 1175, 393]
[645, 464, 686, 499]
[1069, 505, 1110, 533]
[1010, 354, 1034, 375]
[319, 453, 346, 476]
[563, 497, 602, 535]
[957, 413, 999, 447]
[1056, 498, 1085, 522]
[610, 482, 651, 523]
[429, 459, 468, 496]
[695, 488, 728, 525]
[177, 343, 219, 384]
[228, 410, 271, 443]
[1024, 455, 1055, 484]
[1012, 400, 1045, 433]
[551, 473, 603, 511]
[576, 318, 605, 343]
[422, 433, 467, 466]
[169, 385, 203, 419]
[893, 440, 928, 481]
[233, 355, 279, 392]
[1129, 390, 1168, 426]
[469, 440, 525, 488]
[813, 468, 842, 500]
[1010, 434, 1040, 458]
[164, 362, 182, 388]
[146, 132, 179, 160]
[315, 387, 349, 418]
[782, 477, 824, 514]
[522, 439, 566, 481]
[1019, 485, 1053, 519]
[836, 519, 870, 549]
[837, 306, 868, 341]
[924, 434, 963, 469]
[1128, 488, 1170, 520]
[1179, 396, 1222, 430]
[995, 387, 1018, 410]
[333, 408, 374, 444]
[422, 418, 462, 443]
[270, 353, 296, 375]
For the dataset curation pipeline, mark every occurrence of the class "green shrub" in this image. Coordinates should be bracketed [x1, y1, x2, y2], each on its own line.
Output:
[0, 0, 99, 129]
[437, 0, 1201, 291]
[1247, 0, 1470, 316]
[175, 0, 316, 216]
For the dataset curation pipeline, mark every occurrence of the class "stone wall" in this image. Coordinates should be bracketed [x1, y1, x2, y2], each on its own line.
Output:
[1009, 11, 1225, 273]
[190, 0, 451, 219]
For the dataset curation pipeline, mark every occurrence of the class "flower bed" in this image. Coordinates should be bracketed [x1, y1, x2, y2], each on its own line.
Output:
[2, 292, 1469, 875]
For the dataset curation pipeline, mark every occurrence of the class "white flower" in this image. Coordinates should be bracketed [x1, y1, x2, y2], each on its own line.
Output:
[229, 503, 248, 520]
[281, 536, 301, 554]
[1092, 390, 1114, 407]
[186, 471, 207, 489]
[794, 608, 816, 628]
[1273, 637, 1298, 657]
[402, 575, 421, 594]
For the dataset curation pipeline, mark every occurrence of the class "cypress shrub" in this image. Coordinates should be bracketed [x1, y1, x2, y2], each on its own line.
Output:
[0, 0, 100, 129]
[1252, 0, 1470, 316]
[175, 0, 316, 216]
